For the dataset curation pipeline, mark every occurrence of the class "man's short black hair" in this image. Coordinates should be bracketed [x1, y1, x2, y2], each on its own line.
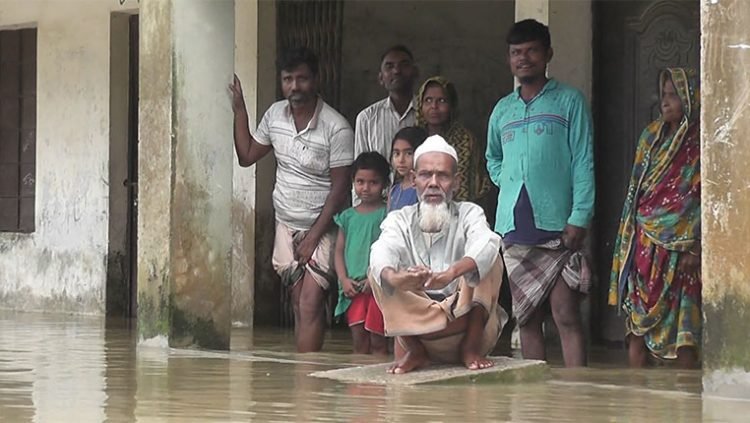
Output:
[380, 45, 414, 64]
[506, 19, 551, 50]
[352, 152, 391, 188]
[277, 47, 319, 75]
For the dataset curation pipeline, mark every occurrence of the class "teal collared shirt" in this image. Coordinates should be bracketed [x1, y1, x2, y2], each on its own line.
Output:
[486, 79, 594, 235]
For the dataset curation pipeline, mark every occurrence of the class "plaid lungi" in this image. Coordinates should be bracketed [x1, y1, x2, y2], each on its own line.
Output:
[502, 239, 591, 326]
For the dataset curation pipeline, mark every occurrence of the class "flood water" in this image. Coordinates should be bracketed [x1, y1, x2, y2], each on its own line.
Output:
[0, 310, 747, 422]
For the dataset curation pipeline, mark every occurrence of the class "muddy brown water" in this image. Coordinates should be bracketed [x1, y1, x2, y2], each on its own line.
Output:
[0, 310, 746, 422]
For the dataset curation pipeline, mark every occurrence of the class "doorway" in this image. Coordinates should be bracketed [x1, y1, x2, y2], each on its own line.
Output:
[591, 0, 700, 343]
[126, 15, 139, 318]
[106, 13, 139, 318]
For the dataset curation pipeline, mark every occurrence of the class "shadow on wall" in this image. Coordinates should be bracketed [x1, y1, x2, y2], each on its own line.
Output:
[339, 0, 516, 146]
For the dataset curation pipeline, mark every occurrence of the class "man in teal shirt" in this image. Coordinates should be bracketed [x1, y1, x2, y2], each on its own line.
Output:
[486, 19, 594, 367]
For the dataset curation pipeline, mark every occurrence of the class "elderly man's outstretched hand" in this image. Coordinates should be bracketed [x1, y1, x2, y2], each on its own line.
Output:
[423, 269, 456, 290]
[389, 267, 431, 291]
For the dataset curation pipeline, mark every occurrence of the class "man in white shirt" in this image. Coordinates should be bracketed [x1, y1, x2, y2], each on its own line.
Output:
[354, 45, 419, 160]
[369, 135, 507, 374]
[230, 47, 353, 353]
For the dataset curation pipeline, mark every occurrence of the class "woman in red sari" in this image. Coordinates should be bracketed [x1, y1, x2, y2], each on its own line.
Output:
[609, 68, 701, 369]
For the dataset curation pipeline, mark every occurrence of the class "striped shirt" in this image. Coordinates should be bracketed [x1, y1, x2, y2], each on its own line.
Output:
[354, 97, 416, 159]
[486, 79, 595, 236]
[254, 98, 354, 230]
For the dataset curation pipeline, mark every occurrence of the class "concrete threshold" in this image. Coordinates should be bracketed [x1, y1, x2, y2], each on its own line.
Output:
[309, 356, 549, 385]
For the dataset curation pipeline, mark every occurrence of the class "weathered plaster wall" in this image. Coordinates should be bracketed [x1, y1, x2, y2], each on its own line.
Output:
[514, 0, 592, 99]
[0, 1, 138, 314]
[136, 0, 172, 341]
[700, 0, 750, 401]
[547, 1, 593, 102]
[339, 0, 515, 143]
[170, 0, 234, 348]
[231, 0, 266, 328]
[138, 0, 234, 349]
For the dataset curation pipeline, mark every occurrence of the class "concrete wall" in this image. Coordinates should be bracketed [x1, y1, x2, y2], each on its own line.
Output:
[514, 0, 592, 100]
[700, 0, 750, 401]
[0, 0, 138, 314]
[339, 0, 516, 145]
[547, 1, 593, 102]
[169, 0, 235, 348]
[233, 0, 277, 328]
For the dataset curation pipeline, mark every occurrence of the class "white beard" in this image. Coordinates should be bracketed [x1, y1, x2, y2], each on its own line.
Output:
[418, 201, 451, 233]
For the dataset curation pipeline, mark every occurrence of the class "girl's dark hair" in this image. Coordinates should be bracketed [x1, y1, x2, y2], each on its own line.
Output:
[390, 126, 428, 155]
[352, 152, 391, 187]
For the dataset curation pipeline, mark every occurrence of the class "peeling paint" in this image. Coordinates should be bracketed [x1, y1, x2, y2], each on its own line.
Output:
[137, 0, 175, 345]
[231, 200, 255, 326]
[170, 180, 231, 350]
[137, 277, 169, 341]
[0, 1, 115, 315]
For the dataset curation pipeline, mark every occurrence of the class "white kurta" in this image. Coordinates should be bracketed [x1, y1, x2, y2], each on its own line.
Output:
[369, 202, 501, 298]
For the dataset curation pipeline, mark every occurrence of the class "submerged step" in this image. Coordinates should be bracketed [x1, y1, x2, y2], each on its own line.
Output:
[309, 356, 549, 385]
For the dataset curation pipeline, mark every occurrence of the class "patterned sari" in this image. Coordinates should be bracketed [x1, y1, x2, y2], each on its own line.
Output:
[415, 76, 491, 202]
[608, 68, 701, 359]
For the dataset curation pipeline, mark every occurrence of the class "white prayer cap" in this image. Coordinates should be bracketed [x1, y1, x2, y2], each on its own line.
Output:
[413, 135, 458, 167]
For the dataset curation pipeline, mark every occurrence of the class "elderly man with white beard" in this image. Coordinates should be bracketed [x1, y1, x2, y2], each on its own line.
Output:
[369, 135, 508, 374]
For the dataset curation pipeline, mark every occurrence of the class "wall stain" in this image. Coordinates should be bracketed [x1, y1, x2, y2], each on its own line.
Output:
[231, 200, 254, 326]
[703, 296, 750, 372]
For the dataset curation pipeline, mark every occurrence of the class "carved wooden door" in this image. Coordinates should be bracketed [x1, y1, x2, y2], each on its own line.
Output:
[592, 0, 700, 343]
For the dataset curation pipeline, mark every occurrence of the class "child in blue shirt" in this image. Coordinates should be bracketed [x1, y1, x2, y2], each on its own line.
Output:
[387, 127, 427, 212]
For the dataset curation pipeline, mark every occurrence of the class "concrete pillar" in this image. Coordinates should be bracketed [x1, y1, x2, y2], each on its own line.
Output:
[514, 0, 593, 101]
[230, 0, 257, 329]
[137, 0, 235, 349]
[231, 0, 277, 328]
[701, 0, 750, 402]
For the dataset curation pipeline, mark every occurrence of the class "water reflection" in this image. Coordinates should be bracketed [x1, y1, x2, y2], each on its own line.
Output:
[0, 310, 746, 422]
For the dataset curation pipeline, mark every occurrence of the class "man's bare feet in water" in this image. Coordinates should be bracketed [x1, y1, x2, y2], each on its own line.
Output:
[460, 306, 495, 370]
[462, 350, 495, 370]
[387, 337, 429, 374]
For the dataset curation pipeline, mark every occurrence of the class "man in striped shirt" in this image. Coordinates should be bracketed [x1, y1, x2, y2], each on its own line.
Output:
[354, 45, 418, 160]
[230, 47, 354, 353]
